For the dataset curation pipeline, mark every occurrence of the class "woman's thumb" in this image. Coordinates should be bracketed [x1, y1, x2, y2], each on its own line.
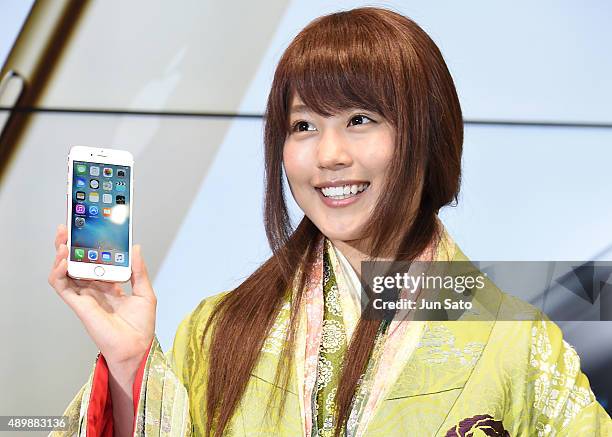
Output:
[131, 245, 154, 298]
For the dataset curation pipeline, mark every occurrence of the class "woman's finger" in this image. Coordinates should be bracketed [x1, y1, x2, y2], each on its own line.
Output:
[47, 259, 118, 326]
[130, 245, 156, 300]
[49, 257, 68, 289]
[53, 243, 68, 269]
[103, 283, 125, 298]
[78, 286, 115, 313]
[48, 258, 79, 306]
[86, 279, 125, 298]
[54, 224, 67, 251]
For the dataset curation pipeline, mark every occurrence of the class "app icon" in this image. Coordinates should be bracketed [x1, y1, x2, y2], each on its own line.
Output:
[102, 193, 112, 204]
[76, 177, 86, 187]
[117, 169, 126, 178]
[115, 181, 126, 192]
[103, 207, 111, 217]
[76, 164, 87, 174]
[115, 252, 125, 263]
[102, 181, 112, 190]
[76, 191, 86, 201]
[116, 195, 126, 204]
[75, 217, 85, 228]
[89, 192, 99, 202]
[89, 205, 99, 215]
[88, 250, 98, 261]
[101, 251, 111, 262]
[90, 179, 99, 189]
[75, 248, 84, 260]
[90, 166, 100, 176]
[75, 204, 86, 214]
[103, 167, 113, 177]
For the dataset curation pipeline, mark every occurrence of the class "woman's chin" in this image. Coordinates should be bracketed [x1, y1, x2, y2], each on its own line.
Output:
[317, 225, 364, 243]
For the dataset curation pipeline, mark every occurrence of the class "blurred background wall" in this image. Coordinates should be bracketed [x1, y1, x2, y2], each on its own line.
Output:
[0, 1, 610, 433]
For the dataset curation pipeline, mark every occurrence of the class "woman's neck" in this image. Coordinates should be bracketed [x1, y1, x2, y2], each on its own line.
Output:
[329, 239, 372, 279]
[329, 225, 440, 278]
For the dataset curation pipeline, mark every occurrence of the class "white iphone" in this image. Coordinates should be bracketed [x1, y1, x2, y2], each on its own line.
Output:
[66, 146, 134, 282]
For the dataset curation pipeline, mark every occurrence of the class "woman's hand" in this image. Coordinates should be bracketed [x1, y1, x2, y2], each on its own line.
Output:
[48, 224, 157, 370]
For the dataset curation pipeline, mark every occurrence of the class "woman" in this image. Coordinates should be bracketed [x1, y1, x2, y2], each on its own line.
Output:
[48, 7, 611, 437]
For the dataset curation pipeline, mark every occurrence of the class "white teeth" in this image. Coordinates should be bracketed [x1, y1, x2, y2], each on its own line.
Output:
[320, 183, 369, 199]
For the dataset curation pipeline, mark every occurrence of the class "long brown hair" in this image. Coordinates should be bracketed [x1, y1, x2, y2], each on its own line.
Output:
[201, 7, 463, 436]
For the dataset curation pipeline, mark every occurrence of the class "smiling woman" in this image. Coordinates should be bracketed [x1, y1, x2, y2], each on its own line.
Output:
[48, 6, 611, 437]
[283, 97, 395, 245]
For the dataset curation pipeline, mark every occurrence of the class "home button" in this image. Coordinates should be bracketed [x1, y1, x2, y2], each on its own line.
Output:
[94, 266, 105, 277]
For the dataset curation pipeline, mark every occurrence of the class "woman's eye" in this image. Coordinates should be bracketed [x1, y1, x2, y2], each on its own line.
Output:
[348, 115, 375, 126]
[291, 120, 316, 133]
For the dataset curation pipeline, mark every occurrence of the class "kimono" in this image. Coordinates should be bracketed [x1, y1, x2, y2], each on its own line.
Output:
[50, 225, 612, 436]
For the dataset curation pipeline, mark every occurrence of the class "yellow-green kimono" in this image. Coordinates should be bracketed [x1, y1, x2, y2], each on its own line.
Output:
[51, 226, 612, 436]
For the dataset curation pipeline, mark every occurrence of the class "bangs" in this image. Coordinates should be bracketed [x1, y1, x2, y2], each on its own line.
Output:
[280, 12, 399, 126]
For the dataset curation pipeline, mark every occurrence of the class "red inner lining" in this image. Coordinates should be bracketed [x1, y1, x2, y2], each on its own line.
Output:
[86, 341, 151, 436]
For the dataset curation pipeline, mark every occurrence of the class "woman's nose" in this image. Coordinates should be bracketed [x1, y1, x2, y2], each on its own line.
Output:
[317, 130, 352, 170]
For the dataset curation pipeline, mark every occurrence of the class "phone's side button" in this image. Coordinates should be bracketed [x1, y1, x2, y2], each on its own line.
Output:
[94, 266, 105, 277]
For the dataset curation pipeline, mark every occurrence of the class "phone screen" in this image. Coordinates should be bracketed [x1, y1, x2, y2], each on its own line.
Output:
[70, 161, 131, 266]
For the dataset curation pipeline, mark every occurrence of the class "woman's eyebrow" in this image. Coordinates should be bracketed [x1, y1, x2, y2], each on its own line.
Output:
[290, 104, 311, 114]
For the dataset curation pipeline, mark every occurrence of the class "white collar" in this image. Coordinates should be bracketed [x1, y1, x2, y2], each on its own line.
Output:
[330, 241, 362, 314]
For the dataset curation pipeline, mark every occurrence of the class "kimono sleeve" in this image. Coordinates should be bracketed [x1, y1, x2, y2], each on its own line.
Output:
[526, 317, 612, 436]
[48, 311, 197, 437]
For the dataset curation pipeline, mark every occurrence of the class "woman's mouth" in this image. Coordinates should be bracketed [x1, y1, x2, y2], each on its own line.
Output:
[315, 182, 370, 207]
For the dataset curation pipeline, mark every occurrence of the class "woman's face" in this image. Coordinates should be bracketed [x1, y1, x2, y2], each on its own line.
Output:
[283, 94, 395, 245]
